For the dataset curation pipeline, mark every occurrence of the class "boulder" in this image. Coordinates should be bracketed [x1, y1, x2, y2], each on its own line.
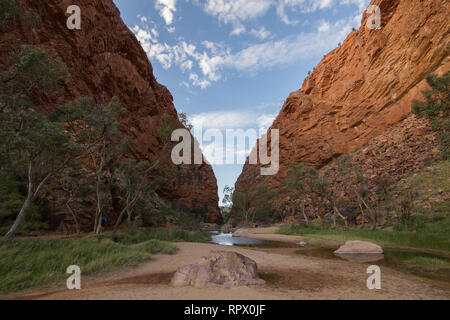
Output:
[232, 228, 250, 237]
[171, 251, 265, 288]
[199, 222, 219, 231]
[221, 223, 235, 234]
[334, 240, 383, 254]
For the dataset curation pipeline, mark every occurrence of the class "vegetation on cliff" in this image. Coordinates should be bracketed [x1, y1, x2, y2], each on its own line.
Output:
[412, 71, 450, 160]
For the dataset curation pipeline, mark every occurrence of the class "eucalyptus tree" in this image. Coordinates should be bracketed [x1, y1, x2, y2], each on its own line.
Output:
[113, 159, 161, 232]
[0, 46, 70, 239]
[51, 96, 130, 234]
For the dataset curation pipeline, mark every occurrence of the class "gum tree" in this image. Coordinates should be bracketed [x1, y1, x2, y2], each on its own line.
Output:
[51, 96, 130, 234]
[113, 159, 159, 233]
[0, 46, 70, 239]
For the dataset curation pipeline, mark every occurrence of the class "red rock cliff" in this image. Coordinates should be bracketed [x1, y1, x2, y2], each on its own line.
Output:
[0, 0, 222, 224]
[235, 0, 449, 206]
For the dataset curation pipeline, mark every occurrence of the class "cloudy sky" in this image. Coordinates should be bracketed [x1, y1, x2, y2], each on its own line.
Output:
[113, 0, 371, 204]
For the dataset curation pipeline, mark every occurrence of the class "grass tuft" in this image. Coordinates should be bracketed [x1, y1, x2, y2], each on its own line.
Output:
[0, 236, 176, 294]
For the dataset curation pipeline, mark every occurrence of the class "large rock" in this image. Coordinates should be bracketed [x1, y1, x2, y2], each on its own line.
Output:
[232, 228, 251, 237]
[334, 240, 384, 254]
[0, 0, 222, 228]
[171, 251, 265, 288]
[221, 223, 235, 234]
[234, 0, 449, 213]
[199, 222, 218, 231]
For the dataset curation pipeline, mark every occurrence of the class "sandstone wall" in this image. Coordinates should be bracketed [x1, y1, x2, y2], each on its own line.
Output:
[0, 0, 222, 226]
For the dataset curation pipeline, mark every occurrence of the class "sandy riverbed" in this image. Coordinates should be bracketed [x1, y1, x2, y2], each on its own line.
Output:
[9, 236, 450, 300]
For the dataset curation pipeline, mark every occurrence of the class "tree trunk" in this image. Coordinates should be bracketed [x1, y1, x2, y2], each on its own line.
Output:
[4, 192, 33, 239]
[113, 208, 127, 233]
[301, 200, 309, 224]
[4, 161, 34, 239]
[66, 195, 80, 234]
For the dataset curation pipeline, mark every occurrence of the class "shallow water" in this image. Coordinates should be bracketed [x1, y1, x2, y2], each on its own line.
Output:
[210, 232, 265, 246]
[210, 233, 450, 285]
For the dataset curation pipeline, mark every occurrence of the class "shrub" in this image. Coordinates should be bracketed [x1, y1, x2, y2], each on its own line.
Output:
[412, 72, 450, 159]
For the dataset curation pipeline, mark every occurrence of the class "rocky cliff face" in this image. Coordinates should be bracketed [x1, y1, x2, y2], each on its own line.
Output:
[0, 0, 222, 225]
[235, 0, 449, 208]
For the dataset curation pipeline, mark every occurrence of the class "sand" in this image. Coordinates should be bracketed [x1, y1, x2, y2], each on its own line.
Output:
[9, 238, 450, 300]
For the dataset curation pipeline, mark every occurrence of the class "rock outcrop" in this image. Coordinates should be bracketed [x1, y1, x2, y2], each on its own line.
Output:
[235, 0, 449, 209]
[334, 240, 384, 254]
[0, 0, 222, 227]
[171, 251, 265, 288]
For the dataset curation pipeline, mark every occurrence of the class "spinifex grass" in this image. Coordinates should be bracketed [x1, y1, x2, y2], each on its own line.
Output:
[0, 236, 176, 294]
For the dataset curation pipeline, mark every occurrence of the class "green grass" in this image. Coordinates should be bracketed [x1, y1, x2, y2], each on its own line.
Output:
[110, 227, 211, 244]
[0, 236, 176, 294]
[278, 214, 450, 252]
[388, 160, 450, 215]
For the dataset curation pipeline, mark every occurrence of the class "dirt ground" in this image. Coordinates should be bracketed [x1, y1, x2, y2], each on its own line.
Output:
[8, 237, 450, 300]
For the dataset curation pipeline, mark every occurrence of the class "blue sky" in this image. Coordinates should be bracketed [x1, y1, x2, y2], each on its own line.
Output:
[113, 0, 371, 204]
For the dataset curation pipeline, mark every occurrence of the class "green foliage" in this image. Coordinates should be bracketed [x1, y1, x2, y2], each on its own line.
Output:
[0, 175, 47, 234]
[279, 214, 450, 252]
[22, 9, 42, 28]
[0, 0, 20, 22]
[114, 159, 159, 230]
[0, 236, 176, 293]
[51, 96, 130, 233]
[232, 184, 277, 224]
[284, 162, 318, 196]
[377, 160, 450, 221]
[0, 46, 70, 172]
[178, 112, 193, 131]
[157, 113, 181, 149]
[111, 227, 211, 245]
[0, 46, 71, 238]
[0, 176, 24, 222]
[412, 72, 450, 159]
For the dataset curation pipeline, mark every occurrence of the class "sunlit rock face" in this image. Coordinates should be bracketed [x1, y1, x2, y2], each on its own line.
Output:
[235, 0, 449, 210]
[0, 0, 222, 227]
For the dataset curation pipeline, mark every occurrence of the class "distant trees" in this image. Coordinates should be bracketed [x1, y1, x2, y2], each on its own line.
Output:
[232, 184, 276, 224]
[284, 163, 317, 224]
[412, 71, 450, 160]
[284, 162, 350, 228]
[0, 0, 20, 22]
[178, 112, 193, 131]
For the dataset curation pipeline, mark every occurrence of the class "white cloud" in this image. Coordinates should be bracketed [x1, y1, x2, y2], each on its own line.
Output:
[155, 0, 177, 27]
[276, 0, 370, 25]
[189, 73, 211, 89]
[191, 110, 276, 131]
[131, 0, 366, 89]
[189, 109, 277, 164]
[257, 113, 277, 131]
[195, 0, 370, 31]
[249, 27, 272, 40]
[318, 20, 331, 33]
[200, 0, 272, 35]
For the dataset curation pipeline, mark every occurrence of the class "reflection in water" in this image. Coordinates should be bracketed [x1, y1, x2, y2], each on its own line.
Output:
[334, 253, 385, 263]
[210, 233, 265, 246]
[209, 232, 450, 284]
